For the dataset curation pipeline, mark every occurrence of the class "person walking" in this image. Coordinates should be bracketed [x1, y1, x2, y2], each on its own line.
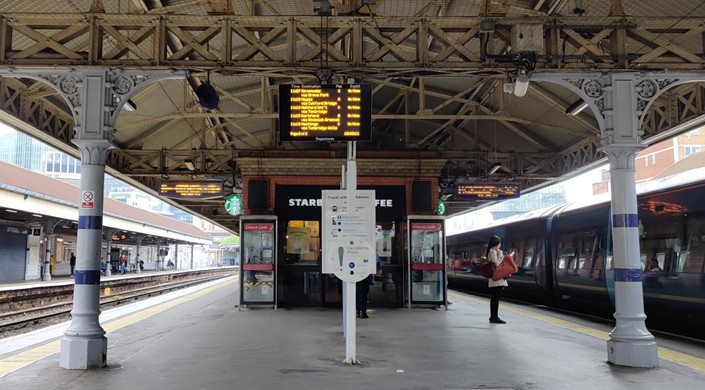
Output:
[486, 235, 508, 324]
[69, 252, 76, 276]
[119, 253, 127, 275]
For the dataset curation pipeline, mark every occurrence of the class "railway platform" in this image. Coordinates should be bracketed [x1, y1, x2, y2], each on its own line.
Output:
[1, 277, 704, 390]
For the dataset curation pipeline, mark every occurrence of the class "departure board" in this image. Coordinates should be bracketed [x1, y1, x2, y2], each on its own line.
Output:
[159, 180, 224, 199]
[454, 183, 520, 200]
[279, 84, 372, 141]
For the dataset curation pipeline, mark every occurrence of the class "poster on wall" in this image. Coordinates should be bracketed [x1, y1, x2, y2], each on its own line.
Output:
[286, 227, 311, 254]
[376, 230, 392, 257]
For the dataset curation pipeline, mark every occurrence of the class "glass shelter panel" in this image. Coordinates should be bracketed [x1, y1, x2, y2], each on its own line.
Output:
[408, 219, 446, 305]
[241, 219, 276, 306]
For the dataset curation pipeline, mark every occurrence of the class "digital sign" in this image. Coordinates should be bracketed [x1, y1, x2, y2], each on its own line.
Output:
[454, 183, 520, 200]
[159, 180, 223, 199]
[279, 84, 372, 142]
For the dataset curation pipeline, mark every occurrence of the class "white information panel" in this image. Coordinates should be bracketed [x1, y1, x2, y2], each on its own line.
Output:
[321, 190, 376, 281]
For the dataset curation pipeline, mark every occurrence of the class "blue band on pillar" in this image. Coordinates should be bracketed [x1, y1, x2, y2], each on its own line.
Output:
[74, 270, 101, 285]
[78, 215, 103, 230]
[614, 268, 643, 282]
[612, 214, 639, 228]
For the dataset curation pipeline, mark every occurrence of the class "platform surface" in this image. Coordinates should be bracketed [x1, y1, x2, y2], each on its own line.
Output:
[1, 277, 704, 390]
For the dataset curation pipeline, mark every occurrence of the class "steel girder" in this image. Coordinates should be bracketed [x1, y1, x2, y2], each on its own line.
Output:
[0, 14, 703, 73]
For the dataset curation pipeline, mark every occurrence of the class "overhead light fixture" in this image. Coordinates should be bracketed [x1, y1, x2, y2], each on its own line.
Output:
[196, 72, 219, 110]
[513, 72, 530, 97]
[5, 209, 18, 213]
[32, 213, 43, 218]
[123, 98, 137, 112]
[566, 99, 589, 116]
[184, 159, 196, 171]
[488, 163, 502, 175]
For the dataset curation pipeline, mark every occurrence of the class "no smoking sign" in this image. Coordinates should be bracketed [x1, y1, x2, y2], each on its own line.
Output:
[81, 191, 95, 209]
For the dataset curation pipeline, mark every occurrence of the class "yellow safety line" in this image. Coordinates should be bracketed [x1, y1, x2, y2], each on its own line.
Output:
[0, 278, 237, 379]
[449, 291, 705, 373]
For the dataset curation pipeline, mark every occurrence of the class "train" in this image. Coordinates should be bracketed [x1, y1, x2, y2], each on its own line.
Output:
[446, 167, 705, 340]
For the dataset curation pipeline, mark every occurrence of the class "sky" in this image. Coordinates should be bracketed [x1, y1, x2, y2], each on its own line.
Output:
[0, 122, 11, 135]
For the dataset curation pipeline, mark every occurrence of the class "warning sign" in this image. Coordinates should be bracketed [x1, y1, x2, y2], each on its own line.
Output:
[81, 191, 94, 209]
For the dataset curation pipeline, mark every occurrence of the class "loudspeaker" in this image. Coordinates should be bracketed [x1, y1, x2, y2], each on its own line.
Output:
[196, 83, 219, 110]
[412, 181, 432, 212]
[248, 179, 269, 211]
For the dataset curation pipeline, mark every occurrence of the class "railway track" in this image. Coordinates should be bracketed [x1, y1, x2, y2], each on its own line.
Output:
[0, 273, 235, 338]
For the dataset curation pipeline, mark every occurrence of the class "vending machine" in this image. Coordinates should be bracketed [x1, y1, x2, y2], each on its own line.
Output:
[407, 216, 446, 309]
[239, 215, 277, 308]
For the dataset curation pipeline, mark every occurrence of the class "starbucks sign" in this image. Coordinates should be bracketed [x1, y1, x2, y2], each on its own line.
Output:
[224, 193, 243, 216]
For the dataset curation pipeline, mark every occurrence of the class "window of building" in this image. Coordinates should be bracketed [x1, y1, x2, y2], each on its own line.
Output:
[684, 146, 701, 156]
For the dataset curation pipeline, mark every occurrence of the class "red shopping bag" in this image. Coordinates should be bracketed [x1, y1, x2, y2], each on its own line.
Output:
[492, 254, 518, 281]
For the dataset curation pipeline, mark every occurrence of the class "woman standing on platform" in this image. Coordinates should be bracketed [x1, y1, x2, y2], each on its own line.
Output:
[486, 236, 508, 324]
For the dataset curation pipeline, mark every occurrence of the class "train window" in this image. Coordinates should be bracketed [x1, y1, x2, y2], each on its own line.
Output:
[522, 239, 536, 269]
[674, 252, 688, 272]
[685, 217, 705, 273]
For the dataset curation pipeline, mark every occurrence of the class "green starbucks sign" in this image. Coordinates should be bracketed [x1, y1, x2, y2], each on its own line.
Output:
[224, 193, 243, 216]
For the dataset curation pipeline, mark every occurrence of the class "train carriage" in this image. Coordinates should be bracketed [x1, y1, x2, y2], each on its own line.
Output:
[447, 169, 705, 339]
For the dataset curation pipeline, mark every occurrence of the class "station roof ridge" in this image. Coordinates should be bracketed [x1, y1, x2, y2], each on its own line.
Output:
[0, 160, 210, 241]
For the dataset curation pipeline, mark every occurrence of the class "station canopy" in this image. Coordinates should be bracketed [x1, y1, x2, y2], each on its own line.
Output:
[0, 0, 704, 232]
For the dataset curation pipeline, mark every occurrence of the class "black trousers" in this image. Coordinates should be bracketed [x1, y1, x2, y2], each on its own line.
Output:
[356, 279, 371, 313]
[489, 286, 504, 319]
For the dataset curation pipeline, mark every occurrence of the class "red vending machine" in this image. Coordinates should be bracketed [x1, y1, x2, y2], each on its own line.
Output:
[239, 215, 277, 308]
[407, 216, 446, 309]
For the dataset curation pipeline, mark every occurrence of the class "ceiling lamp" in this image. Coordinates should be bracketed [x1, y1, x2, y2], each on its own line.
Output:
[513, 70, 530, 97]
[196, 72, 219, 110]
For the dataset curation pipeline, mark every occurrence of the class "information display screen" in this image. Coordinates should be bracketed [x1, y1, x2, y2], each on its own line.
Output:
[159, 180, 224, 199]
[454, 183, 520, 200]
[279, 84, 372, 142]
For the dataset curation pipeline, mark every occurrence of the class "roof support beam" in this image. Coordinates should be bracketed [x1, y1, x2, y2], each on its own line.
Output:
[1, 14, 703, 72]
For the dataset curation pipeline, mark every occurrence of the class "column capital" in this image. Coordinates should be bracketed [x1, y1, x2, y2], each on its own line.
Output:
[602, 145, 639, 170]
[73, 139, 112, 166]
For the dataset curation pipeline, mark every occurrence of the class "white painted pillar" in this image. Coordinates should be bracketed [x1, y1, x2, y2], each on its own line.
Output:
[136, 236, 145, 274]
[603, 74, 657, 367]
[529, 72, 705, 368]
[0, 68, 186, 370]
[174, 243, 179, 269]
[104, 229, 116, 277]
[42, 222, 54, 281]
[60, 140, 111, 369]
